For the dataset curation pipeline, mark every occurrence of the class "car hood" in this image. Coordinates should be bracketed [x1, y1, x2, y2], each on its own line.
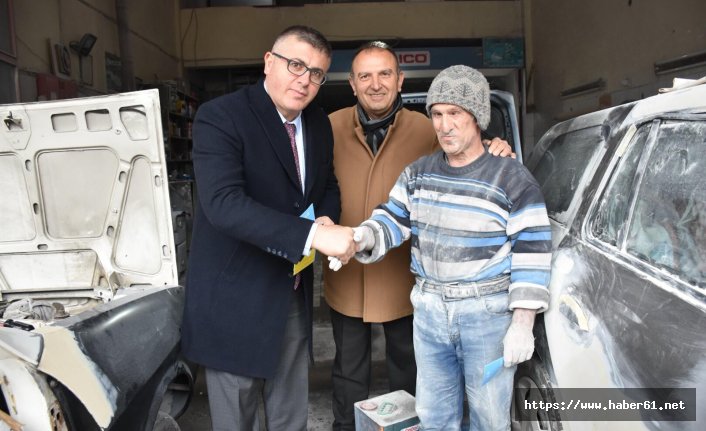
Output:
[0, 89, 177, 304]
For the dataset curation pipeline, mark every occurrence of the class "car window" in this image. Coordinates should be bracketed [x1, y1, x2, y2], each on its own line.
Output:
[624, 119, 706, 286]
[532, 125, 605, 224]
[590, 123, 651, 246]
[486, 102, 513, 148]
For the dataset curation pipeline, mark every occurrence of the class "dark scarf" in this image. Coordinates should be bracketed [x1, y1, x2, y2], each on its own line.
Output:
[357, 93, 403, 155]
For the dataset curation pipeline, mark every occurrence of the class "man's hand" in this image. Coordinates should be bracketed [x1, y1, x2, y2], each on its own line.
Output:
[315, 216, 335, 226]
[484, 137, 516, 159]
[502, 308, 537, 367]
[327, 225, 376, 271]
[312, 225, 356, 264]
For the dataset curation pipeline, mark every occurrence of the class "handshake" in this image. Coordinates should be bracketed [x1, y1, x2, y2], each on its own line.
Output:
[310, 217, 375, 272]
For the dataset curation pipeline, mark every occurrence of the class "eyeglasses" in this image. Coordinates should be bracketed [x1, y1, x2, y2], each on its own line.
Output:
[271, 52, 327, 86]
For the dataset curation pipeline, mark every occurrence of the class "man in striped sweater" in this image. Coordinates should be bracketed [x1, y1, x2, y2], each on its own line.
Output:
[331, 65, 552, 430]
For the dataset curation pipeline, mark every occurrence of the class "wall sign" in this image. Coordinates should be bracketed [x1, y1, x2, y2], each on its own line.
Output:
[330, 46, 484, 74]
[397, 51, 430, 67]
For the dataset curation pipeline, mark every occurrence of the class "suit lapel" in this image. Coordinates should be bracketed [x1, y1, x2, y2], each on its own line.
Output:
[247, 82, 303, 194]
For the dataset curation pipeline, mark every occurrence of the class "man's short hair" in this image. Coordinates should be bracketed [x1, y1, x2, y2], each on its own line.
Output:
[274, 25, 332, 58]
[350, 40, 400, 74]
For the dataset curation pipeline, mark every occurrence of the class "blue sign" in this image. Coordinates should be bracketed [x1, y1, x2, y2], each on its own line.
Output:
[483, 38, 525, 68]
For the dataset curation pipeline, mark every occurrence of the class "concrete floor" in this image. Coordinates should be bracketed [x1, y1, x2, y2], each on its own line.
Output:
[176, 260, 390, 431]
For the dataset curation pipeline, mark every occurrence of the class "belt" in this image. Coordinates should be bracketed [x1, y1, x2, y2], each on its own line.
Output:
[416, 276, 510, 300]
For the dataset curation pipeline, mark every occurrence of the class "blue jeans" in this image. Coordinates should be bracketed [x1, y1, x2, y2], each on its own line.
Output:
[411, 284, 514, 431]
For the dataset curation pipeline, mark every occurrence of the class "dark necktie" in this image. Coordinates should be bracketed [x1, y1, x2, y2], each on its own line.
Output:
[284, 122, 302, 290]
[284, 122, 302, 188]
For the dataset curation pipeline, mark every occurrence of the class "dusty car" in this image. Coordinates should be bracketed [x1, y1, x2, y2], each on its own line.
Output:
[513, 78, 706, 430]
[0, 90, 192, 430]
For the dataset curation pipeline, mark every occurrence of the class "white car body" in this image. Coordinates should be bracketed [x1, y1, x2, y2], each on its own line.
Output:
[0, 90, 189, 431]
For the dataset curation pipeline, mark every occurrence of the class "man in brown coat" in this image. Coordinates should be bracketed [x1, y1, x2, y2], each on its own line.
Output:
[324, 41, 513, 430]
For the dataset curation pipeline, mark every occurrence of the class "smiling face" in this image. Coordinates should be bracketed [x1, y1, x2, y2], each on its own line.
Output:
[430, 103, 484, 167]
[349, 48, 404, 119]
[264, 35, 331, 121]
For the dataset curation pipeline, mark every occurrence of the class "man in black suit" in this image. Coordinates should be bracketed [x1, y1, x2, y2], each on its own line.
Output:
[181, 26, 355, 431]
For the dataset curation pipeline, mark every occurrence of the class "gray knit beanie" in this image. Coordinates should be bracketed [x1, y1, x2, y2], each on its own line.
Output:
[425, 65, 490, 130]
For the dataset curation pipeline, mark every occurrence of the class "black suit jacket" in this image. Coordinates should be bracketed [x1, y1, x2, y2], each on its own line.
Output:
[181, 80, 340, 378]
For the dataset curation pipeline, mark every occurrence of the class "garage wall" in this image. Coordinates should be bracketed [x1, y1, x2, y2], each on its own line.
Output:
[182, 0, 705, 151]
[178, 2, 524, 68]
[528, 0, 706, 145]
[13, 0, 181, 99]
[11, 1, 705, 149]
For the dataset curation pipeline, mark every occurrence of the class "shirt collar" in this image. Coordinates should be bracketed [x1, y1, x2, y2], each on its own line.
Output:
[276, 110, 303, 131]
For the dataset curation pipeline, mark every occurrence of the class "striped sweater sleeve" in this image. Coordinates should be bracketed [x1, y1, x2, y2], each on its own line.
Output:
[507, 179, 552, 312]
[355, 168, 413, 264]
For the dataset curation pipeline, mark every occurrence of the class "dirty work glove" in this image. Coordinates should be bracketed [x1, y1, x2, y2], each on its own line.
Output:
[327, 256, 343, 272]
[353, 226, 375, 252]
[502, 321, 535, 367]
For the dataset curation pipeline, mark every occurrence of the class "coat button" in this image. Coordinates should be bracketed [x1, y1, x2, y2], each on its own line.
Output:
[294, 202, 300, 209]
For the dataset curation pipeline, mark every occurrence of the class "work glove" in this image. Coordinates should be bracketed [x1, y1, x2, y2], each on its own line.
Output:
[327, 256, 343, 272]
[502, 321, 535, 367]
[327, 226, 375, 272]
[353, 226, 375, 252]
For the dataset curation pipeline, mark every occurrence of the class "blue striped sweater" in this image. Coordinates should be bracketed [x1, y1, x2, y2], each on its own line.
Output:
[356, 149, 552, 311]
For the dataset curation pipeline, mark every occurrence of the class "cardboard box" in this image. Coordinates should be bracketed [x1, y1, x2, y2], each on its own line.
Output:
[354, 390, 419, 431]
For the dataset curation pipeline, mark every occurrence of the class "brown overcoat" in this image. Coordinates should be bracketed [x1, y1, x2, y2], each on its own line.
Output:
[324, 106, 438, 322]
